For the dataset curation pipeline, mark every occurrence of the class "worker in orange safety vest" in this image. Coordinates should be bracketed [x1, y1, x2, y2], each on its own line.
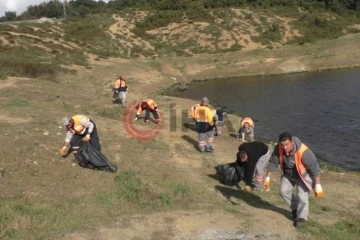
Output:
[196, 97, 215, 152]
[134, 99, 160, 124]
[112, 75, 128, 107]
[60, 115, 100, 157]
[263, 132, 324, 229]
[237, 116, 255, 142]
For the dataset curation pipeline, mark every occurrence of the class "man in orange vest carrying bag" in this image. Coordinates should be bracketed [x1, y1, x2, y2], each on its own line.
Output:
[60, 115, 100, 156]
[263, 132, 324, 229]
[112, 75, 128, 107]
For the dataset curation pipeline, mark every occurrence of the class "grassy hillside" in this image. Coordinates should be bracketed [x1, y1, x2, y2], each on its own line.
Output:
[0, 8, 360, 240]
[1, 6, 359, 79]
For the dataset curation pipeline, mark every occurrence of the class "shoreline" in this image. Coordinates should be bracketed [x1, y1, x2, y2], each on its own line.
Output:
[152, 33, 360, 86]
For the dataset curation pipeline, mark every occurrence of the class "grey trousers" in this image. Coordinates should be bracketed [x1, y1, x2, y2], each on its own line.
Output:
[253, 147, 272, 187]
[198, 130, 214, 152]
[113, 91, 127, 107]
[280, 175, 312, 220]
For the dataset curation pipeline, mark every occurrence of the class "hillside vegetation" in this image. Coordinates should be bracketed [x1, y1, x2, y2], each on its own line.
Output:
[1, 1, 360, 79]
[0, 3, 360, 240]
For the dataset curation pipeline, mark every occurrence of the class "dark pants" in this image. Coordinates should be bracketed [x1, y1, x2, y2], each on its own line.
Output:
[145, 109, 159, 121]
[71, 120, 101, 153]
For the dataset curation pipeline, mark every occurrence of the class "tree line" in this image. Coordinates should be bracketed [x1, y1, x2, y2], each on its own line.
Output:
[1, 0, 359, 22]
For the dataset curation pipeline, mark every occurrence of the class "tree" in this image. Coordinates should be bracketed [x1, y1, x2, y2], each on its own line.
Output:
[4, 11, 17, 21]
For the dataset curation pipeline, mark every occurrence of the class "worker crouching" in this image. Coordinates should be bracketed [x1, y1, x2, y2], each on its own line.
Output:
[134, 99, 160, 124]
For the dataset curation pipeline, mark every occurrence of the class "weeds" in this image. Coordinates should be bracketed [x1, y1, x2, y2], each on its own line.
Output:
[114, 169, 149, 202]
[304, 219, 360, 240]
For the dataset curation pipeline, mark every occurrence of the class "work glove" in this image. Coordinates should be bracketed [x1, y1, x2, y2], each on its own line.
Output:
[314, 184, 324, 200]
[263, 176, 271, 189]
[134, 114, 140, 120]
[243, 185, 252, 193]
[82, 134, 91, 142]
[59, 146, 67, 156]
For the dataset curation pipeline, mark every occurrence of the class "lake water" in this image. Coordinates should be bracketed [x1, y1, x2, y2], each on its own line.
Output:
[177, 69, 360, 170]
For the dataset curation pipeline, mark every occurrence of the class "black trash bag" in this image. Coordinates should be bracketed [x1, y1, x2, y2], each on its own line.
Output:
[215, 162, 244, 186]
[112, 88, 119, 98]
[76, 142, 117, 173]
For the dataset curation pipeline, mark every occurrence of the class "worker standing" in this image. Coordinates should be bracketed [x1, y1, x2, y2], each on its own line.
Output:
[196, 97, 215, 152]
[112, 75, 128, 107]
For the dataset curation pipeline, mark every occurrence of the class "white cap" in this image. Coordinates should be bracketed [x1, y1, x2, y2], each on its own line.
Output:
[62, 117, 71, 126]
[201, 97, 209, 104]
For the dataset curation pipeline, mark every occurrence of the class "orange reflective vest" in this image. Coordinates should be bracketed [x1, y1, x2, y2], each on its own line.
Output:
[240, 117, 254, 128]
[137, 99, 158, 114]
[279, 143, 313, 191]
[196, 105, 214, 133]
[114, 78, 127, 91]
[71, 115, 89, 134]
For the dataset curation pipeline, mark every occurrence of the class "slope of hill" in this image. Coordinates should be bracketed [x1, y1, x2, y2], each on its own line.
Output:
[0, 10, 360, 240]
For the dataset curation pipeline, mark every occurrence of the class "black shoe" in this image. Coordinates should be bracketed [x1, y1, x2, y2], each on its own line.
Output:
[293, 218, 306, 229]
[205, 147, 214, 152]
[291, 210, 297, 220]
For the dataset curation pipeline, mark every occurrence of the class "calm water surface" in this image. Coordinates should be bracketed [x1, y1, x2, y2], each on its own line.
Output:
[178, 69, 360, 170]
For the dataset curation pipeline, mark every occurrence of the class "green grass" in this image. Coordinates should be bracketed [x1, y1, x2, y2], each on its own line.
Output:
[303, 219, 360, 240]
[114, 169, 150, 203]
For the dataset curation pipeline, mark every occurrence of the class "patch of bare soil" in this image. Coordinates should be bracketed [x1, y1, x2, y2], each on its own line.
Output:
[107, 13, 155, 58]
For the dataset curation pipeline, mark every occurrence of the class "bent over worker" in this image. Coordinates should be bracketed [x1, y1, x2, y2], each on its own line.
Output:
[235, 141, 272, 192]
[60, 115, 100, 156]
[135, 99, 160, 124]
[112, 75, 128, 107]
[263, 132, 324, 229]
[238, 116, 255, 142]
[196, 97, 215, 152]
